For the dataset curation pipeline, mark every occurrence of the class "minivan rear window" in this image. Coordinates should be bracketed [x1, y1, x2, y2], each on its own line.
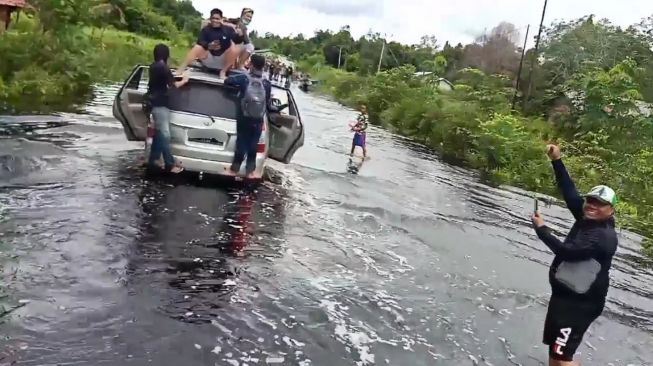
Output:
[167, 81, 239, 120]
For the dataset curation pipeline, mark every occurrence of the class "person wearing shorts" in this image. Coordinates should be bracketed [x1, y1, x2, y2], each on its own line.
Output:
[176, 8, 238, 79]
[532, 144, 618, 365]
[350, 105, 369, 158]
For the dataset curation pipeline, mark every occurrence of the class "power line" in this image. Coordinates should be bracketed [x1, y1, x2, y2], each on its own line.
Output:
[524, 0, 549, 109]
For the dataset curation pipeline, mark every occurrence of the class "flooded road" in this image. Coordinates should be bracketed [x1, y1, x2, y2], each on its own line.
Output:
[1, 84, 652, 366]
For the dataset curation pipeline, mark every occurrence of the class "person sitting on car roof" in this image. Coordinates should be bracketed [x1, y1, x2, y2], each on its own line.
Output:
[221, 7, 255, 70]
[176, 8, 238, 79]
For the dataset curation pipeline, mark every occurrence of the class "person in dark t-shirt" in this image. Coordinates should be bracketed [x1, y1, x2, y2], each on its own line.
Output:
[176, 8, 238, 79]
[147, 43, 189, 174]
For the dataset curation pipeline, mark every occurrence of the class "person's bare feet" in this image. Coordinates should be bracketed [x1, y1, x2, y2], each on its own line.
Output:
[224, 169, 237, 176]
[246, 172, 258, 179]
[169, 166, 184, 174]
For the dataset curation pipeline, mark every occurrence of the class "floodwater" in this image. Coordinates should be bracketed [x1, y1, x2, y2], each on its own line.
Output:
[1, 84, 652, 366]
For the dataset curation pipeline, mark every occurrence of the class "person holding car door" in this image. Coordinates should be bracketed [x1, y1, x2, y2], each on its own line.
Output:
[146, 43, 189, 174]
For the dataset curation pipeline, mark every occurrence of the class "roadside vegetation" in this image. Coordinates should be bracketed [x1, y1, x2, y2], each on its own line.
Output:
[257, 18, 653, 257]
[0, 0, 196, 113]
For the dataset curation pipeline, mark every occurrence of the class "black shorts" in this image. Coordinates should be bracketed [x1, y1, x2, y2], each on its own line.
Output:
[542, 296, 604, 361]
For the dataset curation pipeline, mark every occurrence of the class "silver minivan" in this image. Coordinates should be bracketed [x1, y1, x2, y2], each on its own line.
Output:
[112, 65, 304, 178]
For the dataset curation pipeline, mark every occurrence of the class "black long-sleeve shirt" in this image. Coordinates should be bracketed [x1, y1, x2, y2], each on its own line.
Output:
[535, 159, 618, 301]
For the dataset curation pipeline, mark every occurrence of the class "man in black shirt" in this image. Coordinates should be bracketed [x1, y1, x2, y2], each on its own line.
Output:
[147, 44, 189, 174]
[177, 8, 238, 79]
[532, 144, 618, 366]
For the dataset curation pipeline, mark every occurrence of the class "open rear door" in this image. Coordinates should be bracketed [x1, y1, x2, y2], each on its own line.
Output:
[267, 88, 305, 163]
[113, 65, 149, 141]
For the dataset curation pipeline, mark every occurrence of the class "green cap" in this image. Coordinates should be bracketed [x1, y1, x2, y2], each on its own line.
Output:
[583, 185, 618, 206]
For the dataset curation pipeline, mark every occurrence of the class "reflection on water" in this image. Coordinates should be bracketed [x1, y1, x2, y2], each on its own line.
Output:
[0, 83, 651, 366]
[128, 182, 286, 325]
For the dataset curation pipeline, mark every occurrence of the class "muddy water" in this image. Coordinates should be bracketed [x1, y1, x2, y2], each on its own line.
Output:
[0, 84, 651, 366]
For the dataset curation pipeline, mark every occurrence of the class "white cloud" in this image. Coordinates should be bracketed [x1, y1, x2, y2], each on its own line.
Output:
[300, 0, 381, 16]
[191, 0, 652, 47]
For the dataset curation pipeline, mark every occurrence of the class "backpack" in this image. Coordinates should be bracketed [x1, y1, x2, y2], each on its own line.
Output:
[241, 74, 267, 118]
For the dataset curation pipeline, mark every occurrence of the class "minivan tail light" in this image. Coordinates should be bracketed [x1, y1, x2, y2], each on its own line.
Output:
[256, 122, 266, 153]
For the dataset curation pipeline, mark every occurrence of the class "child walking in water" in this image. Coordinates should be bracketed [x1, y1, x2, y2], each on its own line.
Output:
[350, 105, 368, 158]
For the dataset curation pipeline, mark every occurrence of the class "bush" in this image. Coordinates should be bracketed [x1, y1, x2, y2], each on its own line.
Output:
[0, 27, 94, 112]
[472, 114, 552, 189]
[0, 17, 187, 113]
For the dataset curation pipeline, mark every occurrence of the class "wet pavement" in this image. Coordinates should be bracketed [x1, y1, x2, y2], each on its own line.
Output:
[1, 84, 652, 365]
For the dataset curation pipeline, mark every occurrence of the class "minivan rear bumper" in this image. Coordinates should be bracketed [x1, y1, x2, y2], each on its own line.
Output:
[173, 153, 267, 177]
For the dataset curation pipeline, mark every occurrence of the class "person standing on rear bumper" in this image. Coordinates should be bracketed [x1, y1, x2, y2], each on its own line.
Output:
[225, 54, 272, 179]
[531, 144, 618, 366]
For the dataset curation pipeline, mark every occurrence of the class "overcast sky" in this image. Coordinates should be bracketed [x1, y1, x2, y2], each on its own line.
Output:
[191, 0, 652, 47]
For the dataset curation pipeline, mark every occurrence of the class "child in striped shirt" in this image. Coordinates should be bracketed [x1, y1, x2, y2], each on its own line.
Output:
[350, 105, 368, 158]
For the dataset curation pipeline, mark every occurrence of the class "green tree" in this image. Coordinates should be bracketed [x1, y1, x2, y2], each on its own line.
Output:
[439, 41, 465, 78]
[30, 0, 93, 32]
[539, 16, 653, 85]
[345, 52, 361, 72]
[524, 16, 653, 114]
[322, 26, 355, 68]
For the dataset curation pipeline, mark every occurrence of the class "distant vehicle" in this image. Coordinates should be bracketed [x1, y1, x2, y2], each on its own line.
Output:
[112, 65, 305, 179]
[299, 76, 319, 92]
[299, 78, 311, 92]
[413, 72, 454, 92]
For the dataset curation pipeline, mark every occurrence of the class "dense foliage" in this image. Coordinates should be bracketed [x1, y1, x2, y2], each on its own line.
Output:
[0, 0, 196, 113]
[261, 17, 653, 257]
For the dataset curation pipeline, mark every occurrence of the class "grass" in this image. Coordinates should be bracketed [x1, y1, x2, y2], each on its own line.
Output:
[1, 16, 192, 113]
[83, 27, 189, 81]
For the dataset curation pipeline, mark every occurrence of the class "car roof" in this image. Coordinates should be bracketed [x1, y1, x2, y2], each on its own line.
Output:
[181, 66, 290, 114]
[184, 67, 291, 92]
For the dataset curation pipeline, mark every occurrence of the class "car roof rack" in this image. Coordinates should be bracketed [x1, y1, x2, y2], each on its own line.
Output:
[183, 61, 292, 91]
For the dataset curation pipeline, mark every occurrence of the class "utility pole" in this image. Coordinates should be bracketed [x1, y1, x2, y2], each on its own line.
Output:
[512, 24, 530, 111]
[377, 40, 385, 73]
[337, 46, 344, 68]
[524, 0, 548, 109]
